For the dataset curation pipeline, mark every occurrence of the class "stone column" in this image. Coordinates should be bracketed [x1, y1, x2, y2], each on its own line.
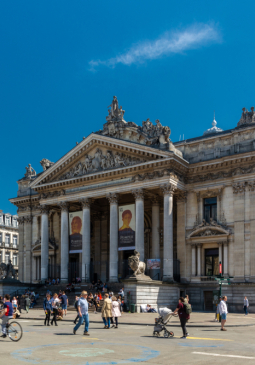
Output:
[248, 181, 255, 280]
[17, 217, 24, 282]
[196, 243, 201, 277]
[196, 192, 202, 223]
[191, 244, 196, 276]
[80, 198, 91, 283]
[24, 215, 32, 282]
[233, 182, 245, 280]
[218, 242, 223, 267]
[41, 206, 49, 281]
[161, 184, 176, 282]
[94, 213, 101, 279]
[59, 202, 69, 283]
[107, 193, 119, 283]
[223, 242, 228, 275]
[151, 197, 160, 259]
[132, 189, 145, 262]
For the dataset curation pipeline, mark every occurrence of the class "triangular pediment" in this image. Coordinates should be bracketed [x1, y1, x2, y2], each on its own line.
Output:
[30, 134, 175, 189]
[188, 225, 229, 238]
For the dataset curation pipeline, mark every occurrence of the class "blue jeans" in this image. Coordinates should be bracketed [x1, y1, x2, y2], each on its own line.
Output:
[74, 314, 89, 333]
[244, 306, 248, 315]
[103, 317, 111, 328]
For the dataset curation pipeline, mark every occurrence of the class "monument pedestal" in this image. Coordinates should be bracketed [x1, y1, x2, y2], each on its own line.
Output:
[0, 279, 33, 296]
[123, 276, 179, 313]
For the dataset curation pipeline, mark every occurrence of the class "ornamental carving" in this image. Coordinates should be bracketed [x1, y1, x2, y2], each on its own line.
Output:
[106, 193, 119, 204]
[97, 96, 172, 149]
[247, 181, 255, 191]
[24, 164, 36, 179]
[79, 198, 91, 209]
[189, 219, 230, 238]
[40, 205, 49, 215]
[176, 191, 187, 202]
[58, 202, 69, 212]
[132, 189, 144, 201]
[17, 217, 25, 225]
[232, 182, 246, 194]
[160, 184, 176, 196]
[237, 107, 255, 127]
[39, 190, 65, 199]
[58, 148, 146, 181]
[24, 216, 33, 224]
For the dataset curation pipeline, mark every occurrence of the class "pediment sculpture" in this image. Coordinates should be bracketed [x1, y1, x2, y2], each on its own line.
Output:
[189, 218, 230, 238]
[57, 148, 146, 181]
[97, 96, 172, 149]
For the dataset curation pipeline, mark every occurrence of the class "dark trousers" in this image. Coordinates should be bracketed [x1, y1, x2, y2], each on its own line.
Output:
[110, 317, 114, 324]
[114, 317, 118, 327]
[244, 306, 248, 315]
[180, 317, 187, 337]
[51, 308, 58, 325]
[74, 313, 79, 324]
[44, 310, 51, 325]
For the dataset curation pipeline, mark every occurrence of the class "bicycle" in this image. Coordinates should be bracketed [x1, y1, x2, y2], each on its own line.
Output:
[1, 319, 23, 342]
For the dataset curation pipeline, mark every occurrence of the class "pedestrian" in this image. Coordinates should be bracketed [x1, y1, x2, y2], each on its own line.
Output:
[16, 295, 22, 313]
[111, 296, 121, 329]
[25, 295, 31, 313]
[73, 295, 80, 324]
[61, 291, 68, 316]
[43, 294, 52, 326]
[51, 293, 60, 326]
[12, 296, 17, 310]
[215, 296, 222, 322]
[243, 296, 249, 316]
[173, 297, 190, 339]
[101, 293, 112, 329]
[0, 294, 14, 338]
[219, 296, 228, 331]
[73, 291, 90, 336]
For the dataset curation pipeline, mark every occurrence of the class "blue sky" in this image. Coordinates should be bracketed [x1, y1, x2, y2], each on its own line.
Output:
[1, 1, 255, 214]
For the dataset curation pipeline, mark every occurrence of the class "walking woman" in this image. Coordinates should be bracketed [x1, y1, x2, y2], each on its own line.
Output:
[101, 294, 112, 329]
[111, 296, 121, 328]
[43, 294, 52, 326]
[173, 297, 190, 339]
[51, 293, 60, 326]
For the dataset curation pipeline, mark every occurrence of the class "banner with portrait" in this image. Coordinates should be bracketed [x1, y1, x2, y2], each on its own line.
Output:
[118, 204, 135, 251]
[69, 211, 83, 253]
[147, 259, 161, 270]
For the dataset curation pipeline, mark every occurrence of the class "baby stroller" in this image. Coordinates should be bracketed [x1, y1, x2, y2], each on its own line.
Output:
[153, 307, 176, 338]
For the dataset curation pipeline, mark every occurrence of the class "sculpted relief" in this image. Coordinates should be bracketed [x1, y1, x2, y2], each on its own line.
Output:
[58, 148, 146, 181]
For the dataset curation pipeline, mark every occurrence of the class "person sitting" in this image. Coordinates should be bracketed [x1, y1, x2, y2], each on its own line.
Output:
[146, 304, 156, 313]
[118, 288, 124, 298]
[89, 281, 95, 290]
[93, 293, 100, 313]
[52, 278, 56, 285]
[30, 298, 36, 308]
[56, 278, 60, 285]
[76, 277, 81, 283]
[97, 292, 102, 301]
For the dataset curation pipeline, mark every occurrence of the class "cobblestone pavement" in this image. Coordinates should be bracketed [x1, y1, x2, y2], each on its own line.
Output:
[1, 311, 255, 364]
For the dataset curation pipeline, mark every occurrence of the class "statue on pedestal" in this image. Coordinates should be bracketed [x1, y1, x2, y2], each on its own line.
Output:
[128, 250, 152, 281]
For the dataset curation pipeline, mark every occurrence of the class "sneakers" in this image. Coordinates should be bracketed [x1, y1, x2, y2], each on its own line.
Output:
[111, 325, 115, 328]
[0, 334, 7, 338]
[180, 336, 186, 339]
[83, 332, 90, 336]
[221, 328, 227, 331]
[186, 333, 189, 336]
[73, 329, 76, 335]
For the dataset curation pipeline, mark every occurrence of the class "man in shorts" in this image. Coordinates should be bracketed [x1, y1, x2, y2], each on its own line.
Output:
[61, 291, 68, 316]
[0, 294, 14, 338]
[219, 296, 228, 331]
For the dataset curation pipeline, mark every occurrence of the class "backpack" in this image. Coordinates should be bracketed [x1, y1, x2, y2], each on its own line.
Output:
[184, 302, 192, 314]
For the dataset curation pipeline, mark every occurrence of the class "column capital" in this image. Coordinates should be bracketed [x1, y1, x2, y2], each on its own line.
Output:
[191, 243, 197, 248]
[79, 198, 91, 209]
[160, 184, 176, 196]
[176, 190, 187, 202]
[223, 241, 229, 247]
[24, 216, 33, 224]
[40, 205, 50, 215]
[218, 241, 223, 246]
[196, 243, 202, 248]
[58, 202, 69, 212]
[17, 217, 25, 225]
[132, 188, 144, 201]
[106, 193, 119, 204]
[152, 196, 160, 205]
[232, 182, 246, 194]
[196, 192, 201, 203]
[247, 181, 255, 191]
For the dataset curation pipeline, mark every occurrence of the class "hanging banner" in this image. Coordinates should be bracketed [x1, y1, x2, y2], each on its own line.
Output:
[69, 211, 83, 253]
[118, 204, 135, 251]
[147, 259, 161, 269]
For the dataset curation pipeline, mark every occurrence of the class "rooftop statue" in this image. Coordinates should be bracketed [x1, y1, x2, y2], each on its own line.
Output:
[24, 164, 36, 179]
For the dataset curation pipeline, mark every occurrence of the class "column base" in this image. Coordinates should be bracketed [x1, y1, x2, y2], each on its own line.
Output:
[162, 276, 174, 283]
[108, 276, 118, 283]
[60, 279, 69, 284]
[191, 276, 201, 283]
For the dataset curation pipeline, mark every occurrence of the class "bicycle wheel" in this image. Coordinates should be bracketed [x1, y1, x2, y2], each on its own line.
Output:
[8, 321, 23, 341]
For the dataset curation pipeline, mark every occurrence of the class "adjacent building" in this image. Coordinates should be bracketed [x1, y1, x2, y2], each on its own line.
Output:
[9, 97, 255, 310]
[0, 210, 19, 275]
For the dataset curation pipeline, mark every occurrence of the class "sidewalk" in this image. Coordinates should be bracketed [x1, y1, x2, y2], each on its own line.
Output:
[20, 310, 255, 327]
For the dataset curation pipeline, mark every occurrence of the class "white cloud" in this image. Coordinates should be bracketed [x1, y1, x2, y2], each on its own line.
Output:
[89, 23, 221, 71]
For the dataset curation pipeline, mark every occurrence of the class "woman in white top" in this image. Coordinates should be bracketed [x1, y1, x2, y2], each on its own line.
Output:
[111, 296, 121, 329]
[12, 297, 17, 309]
[51, 293, 60, 326]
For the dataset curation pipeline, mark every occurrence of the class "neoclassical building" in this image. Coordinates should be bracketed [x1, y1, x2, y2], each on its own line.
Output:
[9, 98, 255, 309]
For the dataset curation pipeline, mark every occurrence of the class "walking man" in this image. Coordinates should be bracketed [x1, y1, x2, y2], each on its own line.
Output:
[219, 296, 228, 331]
[73, 291, 90, 336]
[25, 295, 31, 313]
[243, 296, 249, 316]
[61, 291, 68, 316]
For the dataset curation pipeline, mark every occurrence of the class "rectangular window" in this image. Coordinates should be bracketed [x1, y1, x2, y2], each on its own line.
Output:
[13, 254, 18, 266]
[204, 197, 217, 223]
[5, 234, 10, 246]
[13, 219, 17, 227]
[5, 253, 10, 263]
[13, 236, 17, 247]
[6, 217, 10, 226]
[205, 248, 219, 276]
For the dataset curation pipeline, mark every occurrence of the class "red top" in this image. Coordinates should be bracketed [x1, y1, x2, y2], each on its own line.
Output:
[177, 302, 190, 320]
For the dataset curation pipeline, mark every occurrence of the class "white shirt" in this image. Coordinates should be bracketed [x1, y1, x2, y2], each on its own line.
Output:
[51, 297, 60, 309]
[219, 300, 228, 315]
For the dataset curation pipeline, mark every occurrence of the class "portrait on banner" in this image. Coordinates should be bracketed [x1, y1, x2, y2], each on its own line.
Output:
[69, 211, 83, 253]
[118, 204, 135, 251]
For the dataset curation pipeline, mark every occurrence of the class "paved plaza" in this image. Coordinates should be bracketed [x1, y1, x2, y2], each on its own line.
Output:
[1, 311, 255, 364]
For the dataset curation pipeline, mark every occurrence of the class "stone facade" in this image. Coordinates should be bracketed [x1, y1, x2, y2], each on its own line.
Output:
[0, 210, 19, 275]
[9, 98, 255, 310]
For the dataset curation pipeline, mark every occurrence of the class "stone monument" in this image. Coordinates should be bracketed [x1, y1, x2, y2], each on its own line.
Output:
[127, 250, 152, 281]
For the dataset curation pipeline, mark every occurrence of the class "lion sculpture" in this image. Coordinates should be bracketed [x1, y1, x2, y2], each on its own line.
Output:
[128, 250, 146, 276]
